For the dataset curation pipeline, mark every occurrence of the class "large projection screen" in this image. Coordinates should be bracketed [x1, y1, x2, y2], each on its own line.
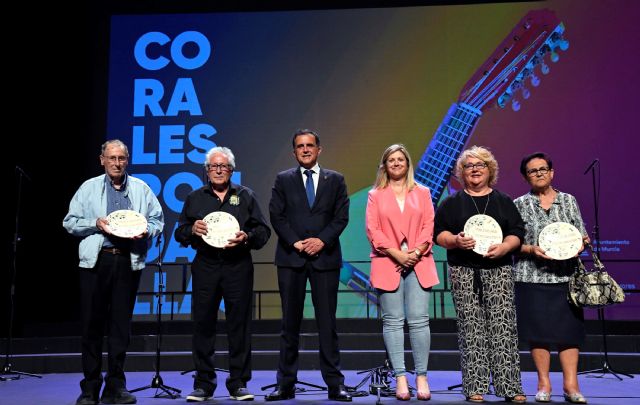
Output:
[105, 0, 640, 320]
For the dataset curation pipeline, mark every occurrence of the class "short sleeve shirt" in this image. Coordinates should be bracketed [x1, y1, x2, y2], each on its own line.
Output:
[513, 190, 588, 283]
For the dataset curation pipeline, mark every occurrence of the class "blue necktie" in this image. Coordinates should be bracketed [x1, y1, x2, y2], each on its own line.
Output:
[304, 169, 315, 207]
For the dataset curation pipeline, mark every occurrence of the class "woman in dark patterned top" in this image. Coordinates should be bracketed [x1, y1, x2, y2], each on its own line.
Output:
[513, 152, 589, 404]
[434, 146, 526, 404]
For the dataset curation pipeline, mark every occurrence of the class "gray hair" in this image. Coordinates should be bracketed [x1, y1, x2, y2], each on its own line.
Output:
[204, 146, 236, 169]
[101, 139, 129, 156]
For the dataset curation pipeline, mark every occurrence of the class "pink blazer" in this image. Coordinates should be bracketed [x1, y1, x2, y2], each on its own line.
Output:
[366, 184, 439, 291]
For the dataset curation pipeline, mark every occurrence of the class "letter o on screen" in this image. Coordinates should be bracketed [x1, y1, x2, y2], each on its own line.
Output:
[135, 31, 211, 71]
[171, 31, 211, 70]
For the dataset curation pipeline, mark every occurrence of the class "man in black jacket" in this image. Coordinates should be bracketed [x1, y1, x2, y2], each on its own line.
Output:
[174, 146, 271, 402]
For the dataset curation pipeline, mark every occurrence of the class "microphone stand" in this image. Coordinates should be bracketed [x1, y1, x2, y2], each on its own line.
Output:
[578, 159, 633, 380]
[261, 379, 326, 393]
[1, 167, 42, 381]
[130, 234, 182, 398]
[349, 357, 395, 397]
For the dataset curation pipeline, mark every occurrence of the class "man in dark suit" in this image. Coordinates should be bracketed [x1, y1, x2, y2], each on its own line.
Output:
[266, 129, 351, 402]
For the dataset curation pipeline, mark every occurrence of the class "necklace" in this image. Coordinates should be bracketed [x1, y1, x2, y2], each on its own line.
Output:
[468, 191, 490, 215]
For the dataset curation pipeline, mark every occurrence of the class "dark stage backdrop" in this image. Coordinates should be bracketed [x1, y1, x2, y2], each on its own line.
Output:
[5, 1, 639, 334]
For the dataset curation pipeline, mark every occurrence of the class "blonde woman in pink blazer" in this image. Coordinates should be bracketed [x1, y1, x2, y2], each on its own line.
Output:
[365, 144, 439, 401]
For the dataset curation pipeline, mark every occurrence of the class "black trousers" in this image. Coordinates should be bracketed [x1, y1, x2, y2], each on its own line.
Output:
[79, 251, 141, 391]
[276, 263, 344, 389]
[191, 253, 254, 394]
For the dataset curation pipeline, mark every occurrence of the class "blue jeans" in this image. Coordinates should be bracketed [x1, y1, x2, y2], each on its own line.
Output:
[379, 270, 431, 377]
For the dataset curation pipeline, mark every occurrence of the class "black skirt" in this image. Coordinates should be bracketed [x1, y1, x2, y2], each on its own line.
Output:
[515, 281, 585, 346]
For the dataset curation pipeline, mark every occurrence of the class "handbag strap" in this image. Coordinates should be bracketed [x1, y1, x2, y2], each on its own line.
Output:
[584, 242, 605, 271]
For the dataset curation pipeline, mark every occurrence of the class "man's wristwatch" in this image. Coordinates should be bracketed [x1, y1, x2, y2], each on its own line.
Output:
[414, 248, 422, 257]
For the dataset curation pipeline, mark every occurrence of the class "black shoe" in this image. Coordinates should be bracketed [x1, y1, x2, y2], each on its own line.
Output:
[75, 392, 98, 405]
[230, 387, 254, 401]
[186, 388, 214, 402]
[328, 385, 352, 402]
[100, 388, 137, 404]
[265, 386, 295, 401]
[77, 378, 102, 405]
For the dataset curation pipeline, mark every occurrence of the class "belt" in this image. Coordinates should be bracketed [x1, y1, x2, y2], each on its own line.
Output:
[101, 247, 128, 255]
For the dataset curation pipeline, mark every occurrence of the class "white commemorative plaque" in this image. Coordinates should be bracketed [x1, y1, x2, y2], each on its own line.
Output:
[202, 211, 240, 248]
[538, 222, 583, 260]
[463, 214, 503, 255]
[106, 210, 148, 238]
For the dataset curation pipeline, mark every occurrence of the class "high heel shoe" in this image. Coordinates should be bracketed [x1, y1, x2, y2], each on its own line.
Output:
[395, 391, 411, 401]
[395, 375, 410, 401]
[415, 375, 431, 401]
[535, 390, 551, 403]
[563, 392, 587, 404]
[417, 391, 431, 401]
[505, 394, 527, 403]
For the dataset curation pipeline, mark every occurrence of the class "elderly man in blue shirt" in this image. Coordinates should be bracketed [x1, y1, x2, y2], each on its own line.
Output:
[63, 139, 164, 405]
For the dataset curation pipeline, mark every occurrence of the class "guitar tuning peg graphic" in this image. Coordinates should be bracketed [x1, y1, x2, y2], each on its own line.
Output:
[541, 62, 550, 75]
[558, 39, 569, 51]
[512, 99, 521, 112]
[530, 73, 540, 87]
[498, 92, 512, 109]
[550, 51, 560, 63]
[551, 32, 570, 52]
[521, 86, 531, 100]
[498, 90, 513, 108]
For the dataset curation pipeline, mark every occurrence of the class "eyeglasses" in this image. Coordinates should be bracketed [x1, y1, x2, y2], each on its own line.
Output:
[526, 167, 550, 177]
[462, 162, 488, 171]
[103, 155, 128, 163]
[206, 163, 233, 172]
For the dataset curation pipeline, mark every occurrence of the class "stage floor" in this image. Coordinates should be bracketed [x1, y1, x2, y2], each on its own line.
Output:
[1, 370, 638, 404]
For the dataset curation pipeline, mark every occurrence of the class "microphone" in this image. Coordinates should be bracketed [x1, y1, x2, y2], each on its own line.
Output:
[583, 159, 599, 175]
[15, 165, 32, 182]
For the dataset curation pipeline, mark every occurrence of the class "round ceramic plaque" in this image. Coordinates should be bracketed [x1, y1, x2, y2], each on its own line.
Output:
[463, 214, 503, 255]
[106, 210, 148, 238]
[202, 211, 240, 248]
[538, 222, 582, 260]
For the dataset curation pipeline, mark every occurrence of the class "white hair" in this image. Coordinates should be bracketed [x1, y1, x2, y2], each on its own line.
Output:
[204, 146, 236, 169]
